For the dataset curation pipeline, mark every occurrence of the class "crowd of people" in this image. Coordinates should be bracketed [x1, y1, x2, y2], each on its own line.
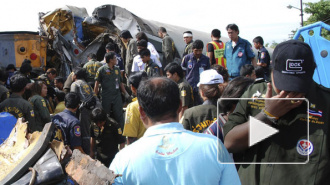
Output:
[0, 23, 329, 185]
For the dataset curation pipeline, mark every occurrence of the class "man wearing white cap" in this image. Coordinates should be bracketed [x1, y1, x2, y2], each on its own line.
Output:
[181, 69, 224, 133]
[182, 31, 194, 58]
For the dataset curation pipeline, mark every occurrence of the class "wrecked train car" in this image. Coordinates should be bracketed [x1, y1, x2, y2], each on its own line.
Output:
[38, 4, 224, 76]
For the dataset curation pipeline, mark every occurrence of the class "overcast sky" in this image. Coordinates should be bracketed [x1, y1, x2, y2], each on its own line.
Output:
[0, 0, 319, 45]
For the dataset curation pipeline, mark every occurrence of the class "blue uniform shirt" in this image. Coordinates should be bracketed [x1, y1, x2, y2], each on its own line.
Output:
[224, 37, 255, 77]
[115, 53, 124, 72]
[181, 53, 210, 89]
[257, 46, 270, 79]
[52, 109, 82, 149]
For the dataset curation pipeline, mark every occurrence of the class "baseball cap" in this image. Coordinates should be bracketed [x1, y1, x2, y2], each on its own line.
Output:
[272, 40, 316, 94]
[120, 30, 132, 39]
[197, 69, 223, 87]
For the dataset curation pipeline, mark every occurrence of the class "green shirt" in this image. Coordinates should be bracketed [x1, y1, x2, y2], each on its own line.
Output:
[0, 93, 36, 132]
[182, 41, 193, 58]
[177, 78, 194, 108]
[224, 82, 330, 185]
[29, 95, 51, 132]
[0, 83, 10, 103]
[83, 59, 102, 83]
[182, 102, 217, 133]
[95, 65, 122, 97]
[144, 60, 160, 77]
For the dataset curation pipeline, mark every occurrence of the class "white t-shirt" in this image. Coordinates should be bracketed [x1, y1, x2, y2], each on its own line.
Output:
[131, 54, 162, 72]
[148, 42, 159, 59]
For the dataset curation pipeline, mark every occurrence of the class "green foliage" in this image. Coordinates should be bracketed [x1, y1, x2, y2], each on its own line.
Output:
[290, 0, 330, 40]
[304, 0, 330, 25]
[270, 41, 279, 49]
[304, 0, 330, 40]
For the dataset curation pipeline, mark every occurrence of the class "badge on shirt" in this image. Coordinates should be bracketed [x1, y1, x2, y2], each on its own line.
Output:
[106, 69, 111, 75]
[30, 110, 35, 117]
[41, 99, 46, 107]
[308, 109, 323, 117]
[237, 51, 243, 57]
[296, 139, 313, 156]
[54, 128, 63, 141]
[115, 70, 119, 75]
[310, 103, 316, 109]
[188, 60, 193, 69]
[94, 128, 100, 137]
[181, 90, 186, 97]
[118, 128, 122, 135]
[74, 126, 81, 137]
[261, 52, 266, 59]
[95, 71, 100, 78]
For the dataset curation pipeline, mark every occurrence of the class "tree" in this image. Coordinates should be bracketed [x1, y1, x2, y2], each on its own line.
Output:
[270, 41, 279, 49]
[304, 0, 330, 40]
[290, 0, 330, 40]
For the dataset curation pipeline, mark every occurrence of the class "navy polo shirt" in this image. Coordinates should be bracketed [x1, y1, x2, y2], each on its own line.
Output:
[115, 53, 124, 71]
[224, 37, 255, 77]
[52, 109, 82, 149]
[181, 53, 210, 90]
[258, 46, 270, 77]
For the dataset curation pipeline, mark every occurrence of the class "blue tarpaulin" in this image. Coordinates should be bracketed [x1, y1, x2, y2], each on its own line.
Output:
[0, 112, 17, 144]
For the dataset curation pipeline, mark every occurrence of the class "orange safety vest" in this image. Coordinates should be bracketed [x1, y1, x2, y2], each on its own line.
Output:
[207, 41, 226, 68]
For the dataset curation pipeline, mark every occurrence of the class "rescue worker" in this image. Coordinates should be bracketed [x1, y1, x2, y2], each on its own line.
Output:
[182, 31, 194, 58]
[158, 27, 180, 68]
[223, 40, 330, 184]
[38, 68, 57, 87]
[0, 74, 36, 132]
[38, 68, 57, 113]
[28, 81, 51, 132]
[0, 69, 10, 103]
[94, 51, 130, 130]
[71, 67, 100, 154]
[131, 39, 162, 75]
[181, 69, 223, 133]
[123, 72, 148, 145]
[164, 62, 193, 119]
[207, 29, 226, 67]
[140, 49, 160, 77]
[253, 36, 270, 81]
[54, 76, 64, 91]
[135, 31, 159, 59]
[104, 43, 125, 79]
[52, 92, 84, 153]
[181, 40, 210, 106]
[224, 24, 256, 78]
[110, 77, 240, 185]
[90, 108, 126, 167]
[120, 30, 137, 78]
[83, 53, 102, 88]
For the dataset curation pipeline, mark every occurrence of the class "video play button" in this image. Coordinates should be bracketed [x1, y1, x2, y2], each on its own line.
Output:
[249, 116, 279, 147]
